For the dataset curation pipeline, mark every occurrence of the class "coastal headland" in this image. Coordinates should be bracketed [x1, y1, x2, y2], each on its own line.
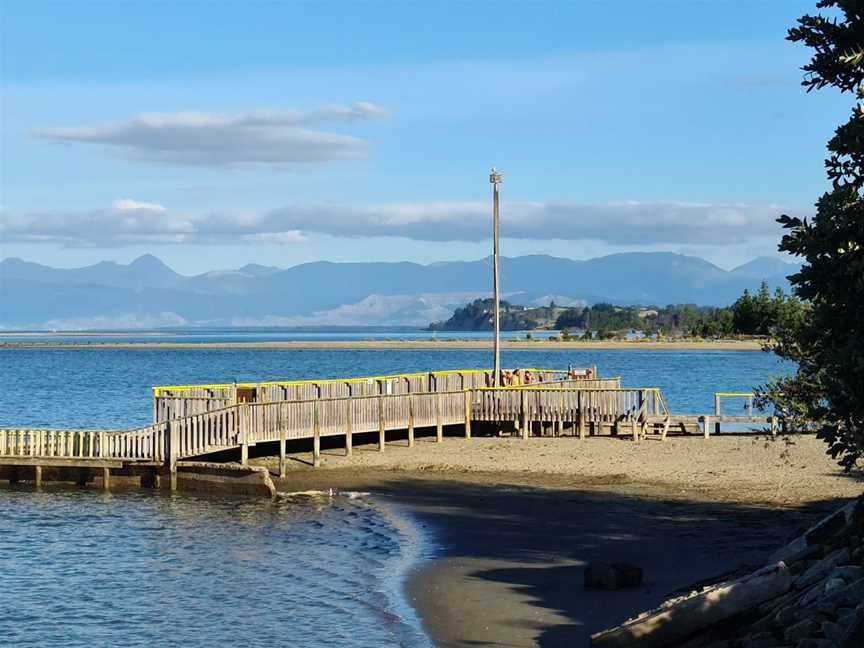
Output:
[0, 338, 764, 351]
[252, 433, 861, 648]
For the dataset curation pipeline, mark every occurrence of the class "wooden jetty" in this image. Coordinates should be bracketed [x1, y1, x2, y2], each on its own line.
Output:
[0, 366, 786, 490]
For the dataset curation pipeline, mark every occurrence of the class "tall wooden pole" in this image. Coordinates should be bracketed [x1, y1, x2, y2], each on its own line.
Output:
[490, 168, 503, 387]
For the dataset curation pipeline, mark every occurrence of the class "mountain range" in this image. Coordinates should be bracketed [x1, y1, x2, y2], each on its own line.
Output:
[0, 252, 800, 329]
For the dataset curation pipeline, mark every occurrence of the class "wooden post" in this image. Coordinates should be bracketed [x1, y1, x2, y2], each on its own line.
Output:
[463, 390, 471, 439]
[169, 420, 179, 491]
[278, 420, 286, 479]
[313, 400, 321, 468]
[378, 394, 385, 452]
[407, 395, 415, 448]
[520, 389, 529, 440]
[102, 467, 110, 490]
[703, 415, 711, 440]
[345, 391, 353, 458]
[714, 393, 721, 416]
[240, 405, 249, 467]
[577, 391, 586, 440]
[34, 465, 42, 487]
[435, 393, 443, 443]
[747, 395, 754, 417]
[770, 415, 778, 437]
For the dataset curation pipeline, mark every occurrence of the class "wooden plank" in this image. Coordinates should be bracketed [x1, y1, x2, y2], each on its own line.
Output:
[0, 457, 124, 468]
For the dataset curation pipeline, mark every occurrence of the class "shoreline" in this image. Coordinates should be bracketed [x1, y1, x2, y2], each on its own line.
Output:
[262, 435, 862, 647]
[0, 339, 764, 350]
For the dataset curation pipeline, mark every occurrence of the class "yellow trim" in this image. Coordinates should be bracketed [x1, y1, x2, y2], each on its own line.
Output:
[715, 392, 755, 397]
[152, 367, 576, 396]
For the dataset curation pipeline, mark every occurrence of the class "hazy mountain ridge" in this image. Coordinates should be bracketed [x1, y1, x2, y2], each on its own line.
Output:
[0, 253, 800, 329]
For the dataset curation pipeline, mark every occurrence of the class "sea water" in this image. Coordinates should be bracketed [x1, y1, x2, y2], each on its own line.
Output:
[0, 343, 791, 646]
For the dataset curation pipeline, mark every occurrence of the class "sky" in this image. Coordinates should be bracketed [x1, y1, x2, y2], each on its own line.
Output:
[0, 0, 851, 274]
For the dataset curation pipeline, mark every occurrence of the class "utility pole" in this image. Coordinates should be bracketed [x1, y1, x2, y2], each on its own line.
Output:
[490, 167, 503, 387]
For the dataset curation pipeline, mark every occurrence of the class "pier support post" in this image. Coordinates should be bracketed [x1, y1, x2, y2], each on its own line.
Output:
[345, 395, 353, 458]
[378, 394, 385, 452]
[407, 396, 415, 448]
[463, 390, 471, 439]
[279, 424, 286, 478]
[703, 415, 711, 440]
[435, 393, 443, 443]
[102, 467, 110, 490]
[520, 390, 528, 440]
[313, 400, 321, 468]
[34, 465, 42, 487]
[169, 420, 179, 491]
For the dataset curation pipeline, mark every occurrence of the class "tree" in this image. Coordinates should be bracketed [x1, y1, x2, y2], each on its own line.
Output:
[761, 1, 864, 471]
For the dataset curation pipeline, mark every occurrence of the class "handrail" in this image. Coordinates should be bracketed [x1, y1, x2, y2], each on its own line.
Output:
[152, 366, 578, 396]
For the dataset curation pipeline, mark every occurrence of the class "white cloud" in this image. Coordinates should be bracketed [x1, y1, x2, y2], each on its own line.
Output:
[33, 102, 387, 167]
[113, 198, 166, 212]
[0, 199, 798, 248]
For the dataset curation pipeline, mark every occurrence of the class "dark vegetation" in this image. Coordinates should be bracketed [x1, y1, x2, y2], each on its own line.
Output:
[760, 1, 864, 471]
[429, 282, 806, 339]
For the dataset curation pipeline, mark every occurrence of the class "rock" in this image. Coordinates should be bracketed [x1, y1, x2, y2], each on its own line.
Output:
[821, 620, 844, 641]
[833, 565, 864, 582]
[741, 631, 784, 647]
[796, 640, 836, 648]
[584, 561, 643, 590]
[784, 618, 818, 643]
[794, 548, 850, 589]
[824, 577, 846, 594]
[839, 604, 864, 648]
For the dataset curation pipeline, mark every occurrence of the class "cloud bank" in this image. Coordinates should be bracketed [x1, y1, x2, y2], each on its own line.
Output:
[33, 102, 387, 167]
[0, 199, 793, 248]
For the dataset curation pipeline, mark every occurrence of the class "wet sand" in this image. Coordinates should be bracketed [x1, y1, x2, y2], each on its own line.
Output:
[0, 338, 763, 350]
[257, 434, 861, 647]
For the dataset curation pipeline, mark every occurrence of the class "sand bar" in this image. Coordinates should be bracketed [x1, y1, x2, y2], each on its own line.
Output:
[0, 338, 763, 350]
[256, 433, 861, 647]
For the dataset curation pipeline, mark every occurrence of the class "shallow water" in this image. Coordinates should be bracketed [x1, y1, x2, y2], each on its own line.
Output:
[0, 488, 431, 648]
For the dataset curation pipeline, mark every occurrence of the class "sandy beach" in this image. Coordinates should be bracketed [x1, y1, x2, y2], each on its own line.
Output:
[253, 432, 862, 647]
[0, 338, 764, 351]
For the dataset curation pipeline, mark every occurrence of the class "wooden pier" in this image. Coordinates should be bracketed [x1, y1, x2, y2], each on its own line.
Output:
[0, 366, 787, 490]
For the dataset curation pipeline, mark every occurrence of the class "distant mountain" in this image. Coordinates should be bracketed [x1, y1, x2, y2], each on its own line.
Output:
[0, 252, 799, 329]
[731, 256, 800, 280]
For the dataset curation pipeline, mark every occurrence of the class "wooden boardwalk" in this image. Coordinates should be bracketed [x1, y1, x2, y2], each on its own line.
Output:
[0, 366, 783, 489]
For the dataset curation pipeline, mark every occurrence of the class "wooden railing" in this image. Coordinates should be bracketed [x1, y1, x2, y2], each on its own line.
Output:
[0, 423, 166, 461]
[152, 367, 591, 422]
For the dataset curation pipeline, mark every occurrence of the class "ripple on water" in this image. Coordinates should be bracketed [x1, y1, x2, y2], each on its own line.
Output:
[0, 489, 433, 648]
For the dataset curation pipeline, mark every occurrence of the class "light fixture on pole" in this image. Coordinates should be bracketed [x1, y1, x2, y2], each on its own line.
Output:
[490, 167, 503, 387]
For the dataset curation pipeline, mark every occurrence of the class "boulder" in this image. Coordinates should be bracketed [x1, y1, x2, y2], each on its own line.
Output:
[585, 561, 643, 590]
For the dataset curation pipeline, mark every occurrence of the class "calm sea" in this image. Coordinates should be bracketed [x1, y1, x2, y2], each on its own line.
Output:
[0, 338, 791, 646]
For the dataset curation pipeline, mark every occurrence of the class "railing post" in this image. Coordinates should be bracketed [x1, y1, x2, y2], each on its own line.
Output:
[770, 415, 778, 437]
[99, 430, 105, 458]
[463, 390, 471, 439]
[714, 393, 721, 416]
[378, 394, 385, 452]
[520, 389, 529, 440]
[240, 405, 249, 466]
[747, 395, 754, 417]
[345, 385, 353, 458]
[279, 407, 287, 479]
[703, 415, 711, 440]
[577, 391, 586, 440]
[408, 394, 415, 448]
[313, 400, 321, 468]
[435, 393, 443, 443]
[169, 420, 179, 491]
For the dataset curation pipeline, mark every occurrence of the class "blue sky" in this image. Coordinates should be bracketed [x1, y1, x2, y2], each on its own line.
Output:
[0, 1, 849, 273]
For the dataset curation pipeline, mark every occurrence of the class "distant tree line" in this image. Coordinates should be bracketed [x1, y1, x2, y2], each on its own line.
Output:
[428, 282, 807, 339]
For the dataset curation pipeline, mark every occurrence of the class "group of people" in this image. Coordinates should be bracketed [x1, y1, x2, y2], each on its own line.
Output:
[498, 369, 539, 387]
[494, 365, 590, 387]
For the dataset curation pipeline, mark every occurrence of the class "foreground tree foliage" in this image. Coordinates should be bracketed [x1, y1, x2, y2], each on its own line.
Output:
[760, 1, 864, 470]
